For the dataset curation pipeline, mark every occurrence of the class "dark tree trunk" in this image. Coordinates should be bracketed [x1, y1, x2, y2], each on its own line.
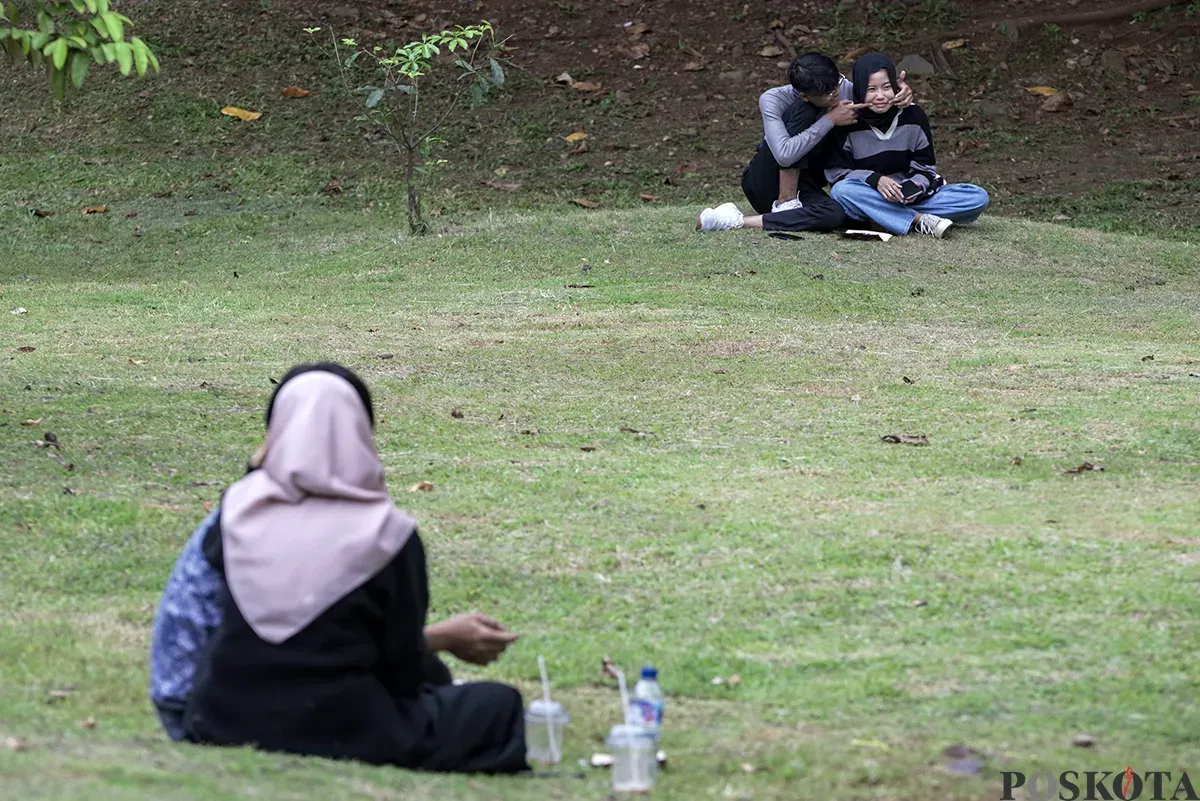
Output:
[404, 146, 427, 236]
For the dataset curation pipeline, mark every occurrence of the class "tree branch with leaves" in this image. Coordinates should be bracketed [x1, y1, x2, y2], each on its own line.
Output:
[308, 21, 507, 235]
[1, 0, 159, 99]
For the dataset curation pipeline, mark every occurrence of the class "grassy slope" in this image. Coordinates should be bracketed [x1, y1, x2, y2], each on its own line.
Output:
[1, 190, 1198, 799]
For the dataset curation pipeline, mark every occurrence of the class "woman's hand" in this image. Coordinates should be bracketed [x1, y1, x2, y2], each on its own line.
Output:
[876, 175, 906, 203]
[425, 612, 519, 666]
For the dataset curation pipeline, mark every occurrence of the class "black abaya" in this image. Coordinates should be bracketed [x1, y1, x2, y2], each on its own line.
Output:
[184, 524, 528, 774]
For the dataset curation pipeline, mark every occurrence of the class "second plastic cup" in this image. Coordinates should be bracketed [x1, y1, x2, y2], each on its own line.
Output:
[607, 724, 658, 793]
[524, 699, 569, 764]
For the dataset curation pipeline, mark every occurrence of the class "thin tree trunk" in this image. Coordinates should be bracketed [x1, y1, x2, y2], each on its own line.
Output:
[404, 147, 426, 236]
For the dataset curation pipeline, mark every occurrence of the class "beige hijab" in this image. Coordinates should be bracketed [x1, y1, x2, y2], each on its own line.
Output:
[219, 370, 416, 644]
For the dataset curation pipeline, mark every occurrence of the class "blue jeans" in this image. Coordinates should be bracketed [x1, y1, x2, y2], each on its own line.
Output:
[830, 180, 990, 235]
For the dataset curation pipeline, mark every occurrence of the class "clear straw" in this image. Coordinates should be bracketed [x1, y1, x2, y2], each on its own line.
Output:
[615, 667, 632, 727]
[537, 654, 560, 764]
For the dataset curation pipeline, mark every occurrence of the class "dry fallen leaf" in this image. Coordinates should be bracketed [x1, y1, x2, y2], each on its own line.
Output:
[17, 346, 36, 353]
[21, 418, 43, 426]
[942, 38, 968, 50]
[221, 106, 263, 121]
[683, 60, 705, 71]
[408, 480, 435, 492]
[47, 688, 74, 701]
[1009, 456, 1024, 466]
[727, 674, 742, 686]
[79, 717, 96, 729]
[625, 22, 648, 38]
[1064, 462, 1103, 474]
[571, 198, 601, 209]
[572, 81, 603, 92]
[619, 426, 651, 436]
[484, 179, 522, 191]
[759, 45, 784, 57]
[554, 71, 575, 86]
[881, 434, 929, 446]
[128, 358, 147, 365]
[911, 599, 928, 608]
[81, 206, 107, 215]
[629, 42, 651, 59]
[1072, 734, 1097, 748]
[852, 738, 892, 752]
[5, 736, 30, 752]
[282, 86, 312, 98]
[521, 428, 540, 435]
[580, 444, 597, 452]
[1023, 86, 1059, 97]
[843, 43, 882, 62]
[450, 408, 465, 419]
[323, 178, 344, 196]
[639, 193, 660, 202]
[563, 131, 589, 143]
[32, 209, 55, 217]
[741, 763, 757, 774]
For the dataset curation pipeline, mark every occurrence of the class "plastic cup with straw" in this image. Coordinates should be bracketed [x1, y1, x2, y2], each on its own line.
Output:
[606, 663, 658, 793]
[524, 655, 568, 765]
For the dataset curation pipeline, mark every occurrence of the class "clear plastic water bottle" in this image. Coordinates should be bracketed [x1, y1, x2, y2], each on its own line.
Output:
[630, 666, 664, 738]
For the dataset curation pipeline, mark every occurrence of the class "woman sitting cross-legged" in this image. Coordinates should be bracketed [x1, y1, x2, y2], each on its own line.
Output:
[149, 363, 529, 774]
[826, 53, 989, 239]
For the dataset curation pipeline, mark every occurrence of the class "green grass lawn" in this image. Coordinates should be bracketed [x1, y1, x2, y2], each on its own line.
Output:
[2, 194, 1199, 800]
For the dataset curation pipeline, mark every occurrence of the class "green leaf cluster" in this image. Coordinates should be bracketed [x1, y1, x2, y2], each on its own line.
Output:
[1, 0, 159, 99]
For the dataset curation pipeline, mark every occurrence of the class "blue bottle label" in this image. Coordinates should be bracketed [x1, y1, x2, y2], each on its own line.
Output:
[632, 699, 663, 727]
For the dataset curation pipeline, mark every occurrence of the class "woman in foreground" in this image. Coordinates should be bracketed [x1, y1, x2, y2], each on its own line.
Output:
[826, 53, 989, 239]
[150, 363, 528, 773]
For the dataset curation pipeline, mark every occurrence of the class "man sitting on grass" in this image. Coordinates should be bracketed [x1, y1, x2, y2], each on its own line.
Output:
[697, 51, 911, 233]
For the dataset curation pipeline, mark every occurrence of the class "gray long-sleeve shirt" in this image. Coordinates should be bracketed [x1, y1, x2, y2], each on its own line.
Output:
[758, 76, 853, 167]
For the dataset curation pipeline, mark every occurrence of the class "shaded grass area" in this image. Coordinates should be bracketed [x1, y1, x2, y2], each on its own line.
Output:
[2, 201, 1199, 799]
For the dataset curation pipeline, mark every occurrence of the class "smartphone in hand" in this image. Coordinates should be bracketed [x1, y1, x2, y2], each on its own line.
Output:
[900, 181, 924, 203]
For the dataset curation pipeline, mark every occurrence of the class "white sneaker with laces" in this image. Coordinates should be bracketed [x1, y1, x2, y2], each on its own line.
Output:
[914, 214, 953, 239]
[696, 202, 745, 232]
[771, 196, 804, 213]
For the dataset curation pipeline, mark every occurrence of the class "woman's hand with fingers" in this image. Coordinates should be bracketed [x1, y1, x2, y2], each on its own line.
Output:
[875, 175, 906, 203]
[426, 612, 519, 666]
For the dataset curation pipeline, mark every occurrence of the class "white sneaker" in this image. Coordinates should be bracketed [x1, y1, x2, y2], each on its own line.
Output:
[771, 196, 804, 213]
[696, 202, 745, 232]
[914, 214, 953, 239]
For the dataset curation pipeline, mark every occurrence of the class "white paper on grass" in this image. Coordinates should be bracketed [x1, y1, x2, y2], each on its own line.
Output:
[842, 230, 893, 242]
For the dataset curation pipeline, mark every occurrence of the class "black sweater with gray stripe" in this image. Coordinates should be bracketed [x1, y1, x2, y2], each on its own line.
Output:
[825, 105, 945, 201]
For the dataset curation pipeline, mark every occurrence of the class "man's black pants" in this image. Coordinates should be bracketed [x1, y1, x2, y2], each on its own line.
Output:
[739, 100, 846, 232]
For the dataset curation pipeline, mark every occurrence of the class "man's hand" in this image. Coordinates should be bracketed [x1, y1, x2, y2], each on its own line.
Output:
[425, 612, 518, 666]
[826, 100, 865, 126]
[892, 70, 913, 107]
[876, 175, 906, 203]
